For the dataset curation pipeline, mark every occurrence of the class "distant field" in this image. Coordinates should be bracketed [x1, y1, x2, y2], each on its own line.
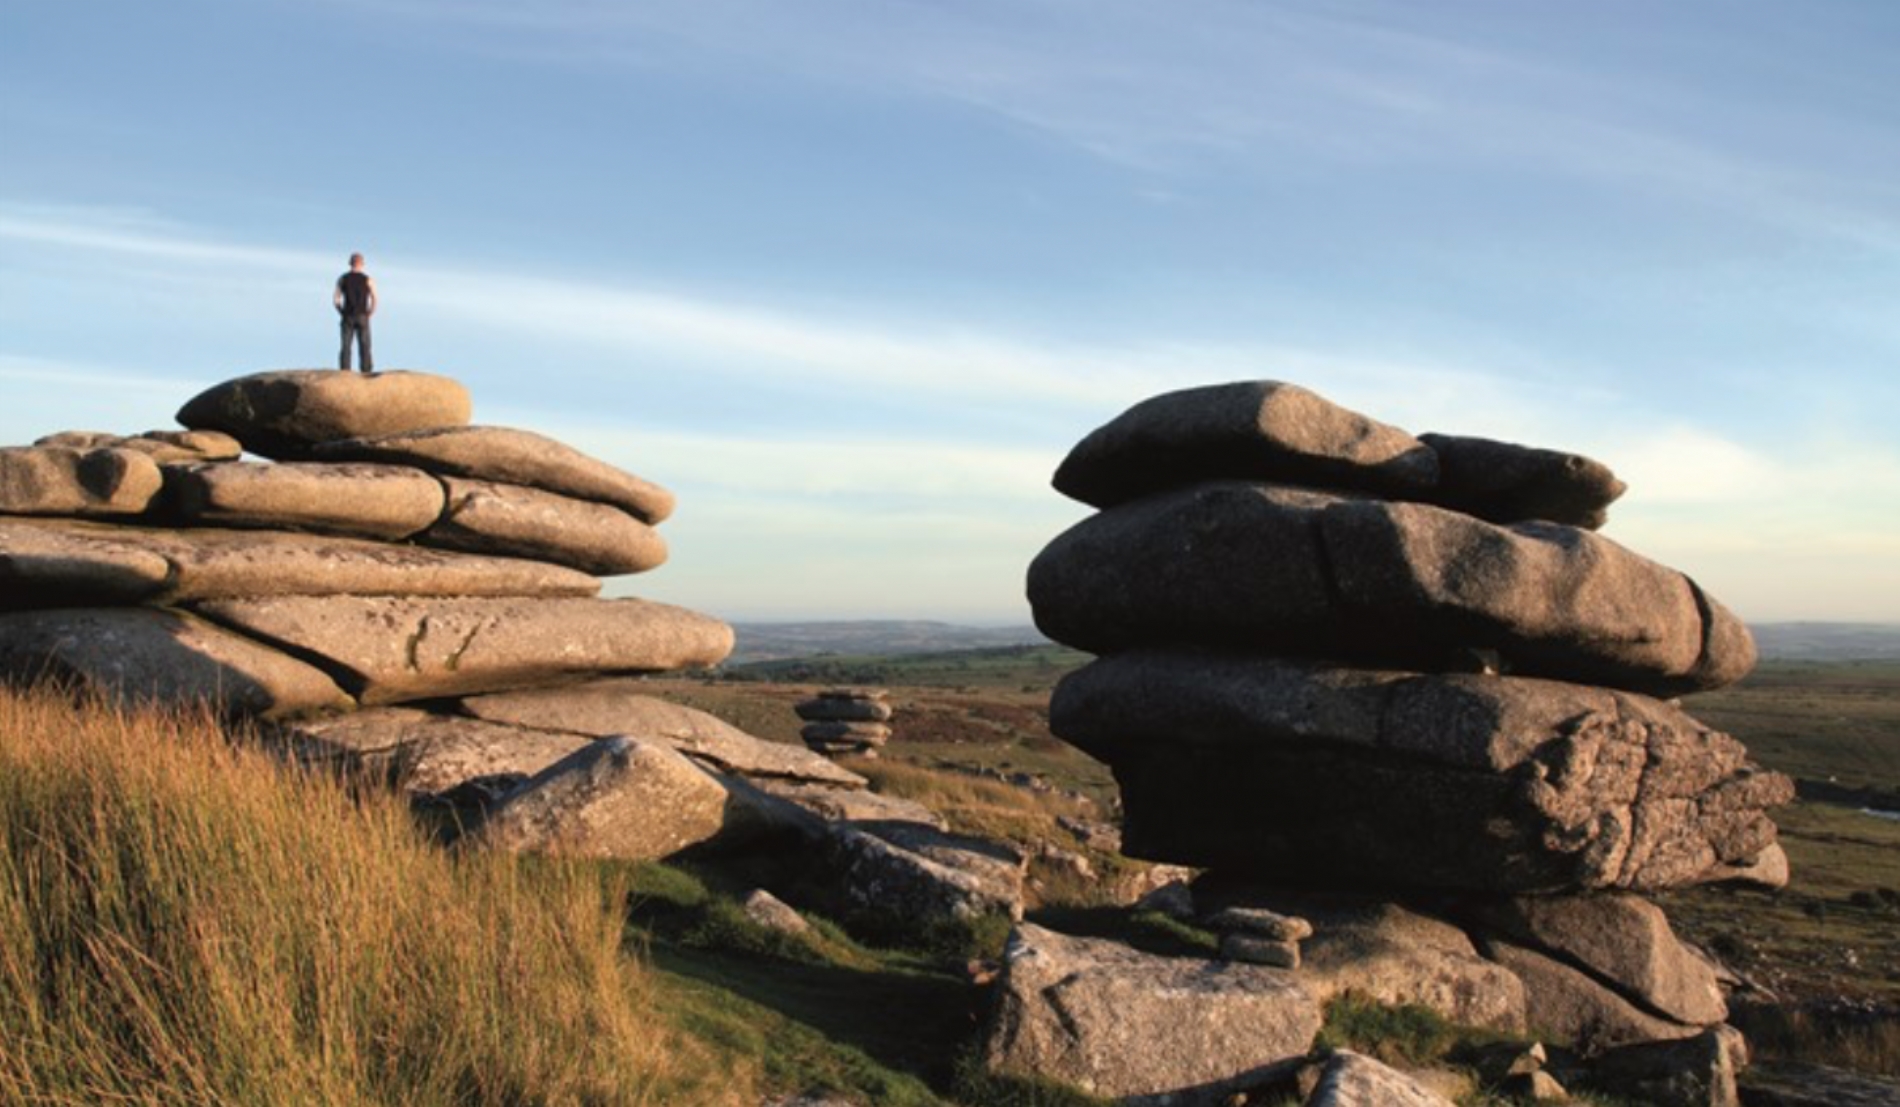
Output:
[1685, 660, 1900, 800]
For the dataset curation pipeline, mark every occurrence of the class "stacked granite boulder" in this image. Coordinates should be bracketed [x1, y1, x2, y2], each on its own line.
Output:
[796, 687, 894, 757]
[0, 368, 1023, 925]
[992, 381, 1792, 1102]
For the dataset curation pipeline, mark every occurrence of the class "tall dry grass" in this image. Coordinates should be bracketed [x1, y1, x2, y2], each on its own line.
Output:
[0, 683, 745, 1106]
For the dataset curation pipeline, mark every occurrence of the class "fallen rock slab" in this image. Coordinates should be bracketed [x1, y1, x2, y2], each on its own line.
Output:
[1053, 380, 1439, 508]
[175, 369, 473, 457]
[1469, 893, 1727, 1026]
[830, 821, 1025, 924]
[1029, 481, 1754, 695]
[273, 706, 592, 795]
[312, 425, 674, 523]
[983, 923, 1322, 1104]
[1480, 938, 1706, 1051]
[455, 679, 862, 787]
[1, 518, 597, 604]
[419, 476, 667, 575]
[0, 446, 163, 517]
[0, 516, 172, 608]
[0, 606, 352, 718]
[169, 460, 446, 540]
[477, 736, 731, 860]
[195, 595, 733, 703]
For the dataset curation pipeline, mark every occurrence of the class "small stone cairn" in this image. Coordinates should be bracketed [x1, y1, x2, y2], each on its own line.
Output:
[796, 687, 893, 757]
[986, 381, 1794, 1103]
[0, 368, 1024, 925]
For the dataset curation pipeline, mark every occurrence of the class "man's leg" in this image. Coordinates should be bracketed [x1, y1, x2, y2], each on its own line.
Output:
[339, 318, 353, 370]
[359, 317, 373, 374]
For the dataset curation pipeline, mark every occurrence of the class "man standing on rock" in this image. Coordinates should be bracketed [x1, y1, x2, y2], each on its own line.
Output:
[334, 253, 377, 373]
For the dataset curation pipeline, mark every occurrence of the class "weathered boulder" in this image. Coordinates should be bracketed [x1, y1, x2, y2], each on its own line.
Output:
[272, 706, 592, 795]
[0, 518, 597, 604]
[1305, 1050, 1459, 1107]
[983, 923, 1322, 1104]
[1468, 893, 1727, 1025]
[194, 596, 733, 704]
[168, 461, 446, 540]
[418, 476, 667, 575]
[311, 425, 674, 523]
[37, 429, 243, 464]
[741, 889, 813, 937]
[1052, 381, 1438, 508]
[0, 446, 163, 517]
[175, 369, 473, 457]
[0, 517, 172, 608]
[1585, 1024, 1745, 1107]
[1029, 482, 1754, 695]
[1419, 433, 1625, 530]
[0, 606, 352, 718]
[1480, 938, 1705, 1051]
[1194, 885, 1526, 1033]
[476, 736, 731, 860]
[454, 679, 862, 787]
[829, 821, 1025, 924]
[1054, 651, 1793, 893]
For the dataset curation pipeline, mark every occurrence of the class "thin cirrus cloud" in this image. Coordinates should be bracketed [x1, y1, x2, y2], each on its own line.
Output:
[349, 0, 1900, 253]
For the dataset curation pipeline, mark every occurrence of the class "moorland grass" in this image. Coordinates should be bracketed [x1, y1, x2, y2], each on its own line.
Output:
[0, 683, 743, 1106]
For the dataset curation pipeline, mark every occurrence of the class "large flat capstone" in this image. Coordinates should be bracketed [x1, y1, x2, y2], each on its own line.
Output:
[311, 425, 674, 523]
[1053, 380, 1438, 508]
[418, 477, 667, 575]
[192, 595, 734, 703]
[168, 460, 447, 540]
[0, 606, 352, 718]
[0, 517, 597, 605]
[175, 369, 473, 457]
[1028, 481, 1754, 696]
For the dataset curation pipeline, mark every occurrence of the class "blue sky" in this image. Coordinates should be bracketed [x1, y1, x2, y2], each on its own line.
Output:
[4, 0, 1897, 623]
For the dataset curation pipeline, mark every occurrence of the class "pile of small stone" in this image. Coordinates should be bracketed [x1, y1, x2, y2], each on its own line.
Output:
[984, 380, 1794, 1103]
[796, 687, 893, 757]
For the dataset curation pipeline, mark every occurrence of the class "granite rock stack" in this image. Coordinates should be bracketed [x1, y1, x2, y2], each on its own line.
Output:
[999, 381, 1793, 1096]
[796, 687, 894, 757]
[0, 368, 1024, 924]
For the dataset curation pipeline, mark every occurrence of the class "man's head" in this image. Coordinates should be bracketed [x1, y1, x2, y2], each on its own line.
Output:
[349, 253, 365, 270]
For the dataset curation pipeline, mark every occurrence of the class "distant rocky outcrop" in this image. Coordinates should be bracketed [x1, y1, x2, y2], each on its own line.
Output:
[0, 367, 1020, 928]
[984, 379, 1791, 1103]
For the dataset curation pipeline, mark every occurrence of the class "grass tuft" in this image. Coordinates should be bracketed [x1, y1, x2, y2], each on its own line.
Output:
[0, 682, 739, 1105]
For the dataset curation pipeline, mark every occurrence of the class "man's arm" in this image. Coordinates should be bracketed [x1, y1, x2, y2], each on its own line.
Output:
[334, 278, 346, 314]
[365, 277, 378, 316]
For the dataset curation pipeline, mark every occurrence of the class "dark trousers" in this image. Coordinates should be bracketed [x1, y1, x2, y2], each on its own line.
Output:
[339, 315, 373, 373]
